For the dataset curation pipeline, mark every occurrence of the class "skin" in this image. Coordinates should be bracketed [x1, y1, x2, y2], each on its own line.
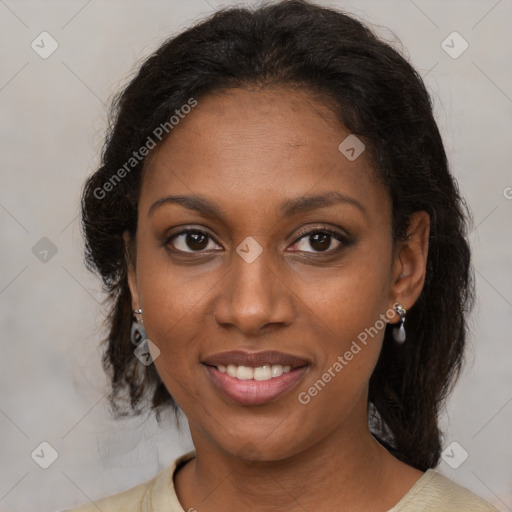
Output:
[125, 85, 430, 511]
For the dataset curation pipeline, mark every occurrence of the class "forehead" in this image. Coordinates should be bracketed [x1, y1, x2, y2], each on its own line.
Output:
[140, 86, 389, 221]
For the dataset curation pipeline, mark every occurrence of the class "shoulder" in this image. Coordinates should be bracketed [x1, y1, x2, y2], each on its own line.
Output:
[389, 469, 500, 512]
[61, 476, 153, 512]
[61, 451, 196, 512]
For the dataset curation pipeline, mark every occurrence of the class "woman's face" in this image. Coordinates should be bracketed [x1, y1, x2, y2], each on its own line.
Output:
[127, 86, 418, 461]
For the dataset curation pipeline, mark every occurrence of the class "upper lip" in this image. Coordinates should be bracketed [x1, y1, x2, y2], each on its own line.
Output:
[202, 350, 309, 369]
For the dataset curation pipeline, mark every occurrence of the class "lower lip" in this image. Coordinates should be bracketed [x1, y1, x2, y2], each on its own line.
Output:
[204, 365, 309, 406]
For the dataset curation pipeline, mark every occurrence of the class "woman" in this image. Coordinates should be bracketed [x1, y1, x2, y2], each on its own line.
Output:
[65, 1, 498, 510]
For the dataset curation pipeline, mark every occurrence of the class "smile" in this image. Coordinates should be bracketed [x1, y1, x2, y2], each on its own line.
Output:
[202, 350, 311, 405]
[203, 363, 309, 406]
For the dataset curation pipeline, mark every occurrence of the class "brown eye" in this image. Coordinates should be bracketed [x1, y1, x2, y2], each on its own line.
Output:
[167, 230, 220, 253]
[308, 232, 332, 252]
[290, 228, 349, 254]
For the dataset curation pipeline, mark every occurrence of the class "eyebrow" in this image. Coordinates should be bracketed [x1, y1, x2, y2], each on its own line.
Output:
[148, 191, 365, 219]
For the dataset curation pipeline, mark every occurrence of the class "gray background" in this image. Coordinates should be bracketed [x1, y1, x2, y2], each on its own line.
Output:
[0, 0, 511, 510]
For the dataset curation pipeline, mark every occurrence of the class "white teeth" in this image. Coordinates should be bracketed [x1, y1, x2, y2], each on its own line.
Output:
[271, 365, 283, 378]
[236, 365, 254, 380]
[216, 364, 292, 380]
[253, 365, 272, 381]
[226, 364, 237, 377]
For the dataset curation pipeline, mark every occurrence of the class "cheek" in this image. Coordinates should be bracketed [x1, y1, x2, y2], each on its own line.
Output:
[133, 243, 221, 401]
[135, 229, 217, 331]
[138, 267, 208, 351]
[294, 278, 388, 430]
[293, 246, 392, 399]
[300, 247, 392, 343]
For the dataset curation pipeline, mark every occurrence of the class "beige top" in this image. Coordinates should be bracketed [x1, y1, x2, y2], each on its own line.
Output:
[64, 450, 499, 511]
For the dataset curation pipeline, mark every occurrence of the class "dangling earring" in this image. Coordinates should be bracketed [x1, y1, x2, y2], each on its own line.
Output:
[393, 304, 406, 344]
[130, 308, 146, 346]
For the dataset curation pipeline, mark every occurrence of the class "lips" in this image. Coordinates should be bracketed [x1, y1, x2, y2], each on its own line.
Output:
[202, 350, 310, 405]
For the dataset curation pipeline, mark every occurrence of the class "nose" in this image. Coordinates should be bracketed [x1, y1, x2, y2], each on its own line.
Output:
[213, 244, 295, 335]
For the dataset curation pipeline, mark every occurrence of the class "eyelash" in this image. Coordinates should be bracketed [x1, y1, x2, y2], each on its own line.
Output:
[163, 225, 351, 256]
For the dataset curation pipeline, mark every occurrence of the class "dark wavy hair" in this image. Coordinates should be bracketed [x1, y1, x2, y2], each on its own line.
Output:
[81, 0, 473, 471]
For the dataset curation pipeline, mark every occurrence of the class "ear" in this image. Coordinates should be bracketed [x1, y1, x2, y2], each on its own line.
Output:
[389, 211, 430, 319]
[123, 230, 141, 311]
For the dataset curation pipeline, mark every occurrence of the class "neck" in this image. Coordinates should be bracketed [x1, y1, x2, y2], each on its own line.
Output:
[174, 405, 419, 511]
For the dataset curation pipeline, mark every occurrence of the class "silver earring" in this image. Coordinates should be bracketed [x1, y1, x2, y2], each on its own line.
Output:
[393, 304, 406, 344]
[131, 308, 146, 346]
